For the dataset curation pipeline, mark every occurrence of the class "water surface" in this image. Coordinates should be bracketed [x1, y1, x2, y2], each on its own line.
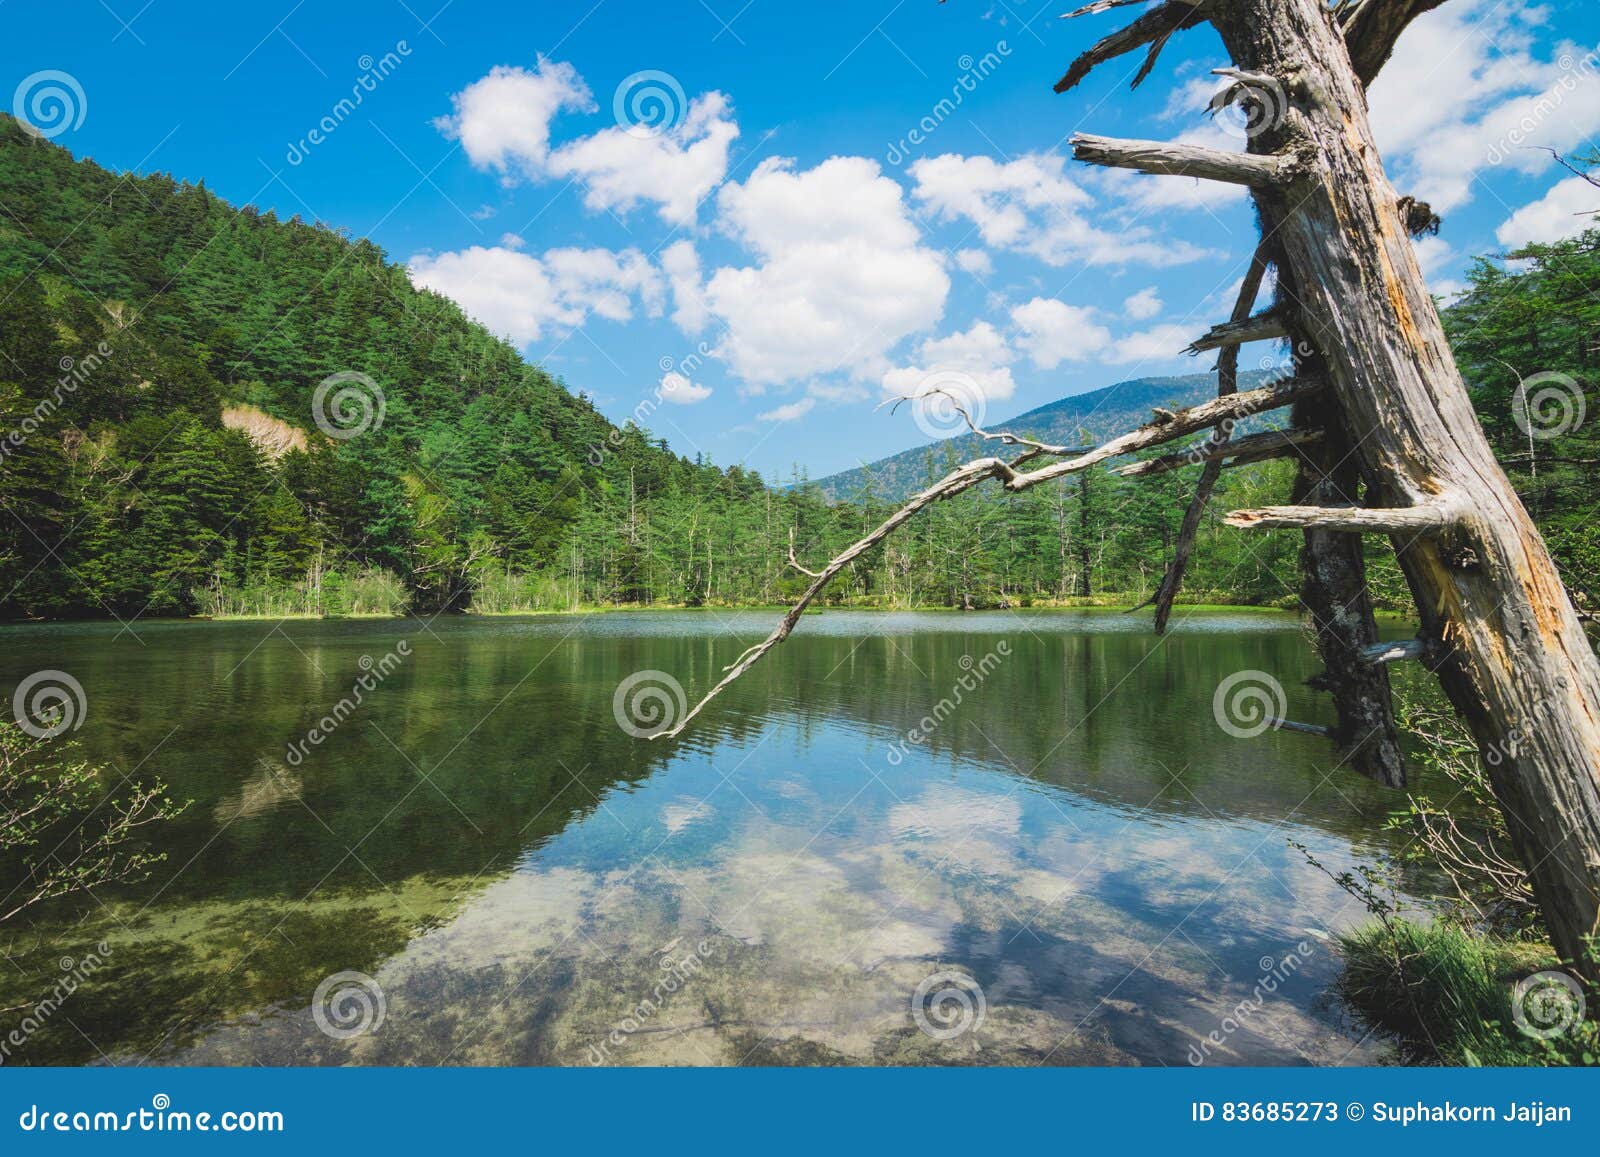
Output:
[0, 610, 1412, 1065]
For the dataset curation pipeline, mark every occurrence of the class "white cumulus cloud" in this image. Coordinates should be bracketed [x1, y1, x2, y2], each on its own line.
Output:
[1497, 172, 1600, 247]
[910, 152, 1211, 267]
[436, 61, 737, 227]
[549, 91, 739, 226]
[407, 244, 662, 345]
[1123, 287, 1163, 320]
[658, 371, 712, 405]
[703, 156, 949, 386]
[434, 59, 594, 180]
[880, 320, 1017, 404]
[759, 397, 816, 422]
[1010, 298, 1111, 370]
[954, 248, 994, 277]
[660, 241, 709, 335]
[1369, 0, 1600, 213]
[1103, 323, 1195, 366]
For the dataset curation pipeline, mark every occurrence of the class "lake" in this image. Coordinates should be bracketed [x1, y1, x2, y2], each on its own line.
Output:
[0, 609, 1416, 1066]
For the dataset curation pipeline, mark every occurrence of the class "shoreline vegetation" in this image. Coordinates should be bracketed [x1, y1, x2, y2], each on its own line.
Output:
[1305, 689, 1599, 1067]
[1, 594, 1353, 625]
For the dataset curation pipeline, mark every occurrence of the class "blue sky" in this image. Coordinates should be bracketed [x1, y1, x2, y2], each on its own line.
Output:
[5, 0, 1599, 479]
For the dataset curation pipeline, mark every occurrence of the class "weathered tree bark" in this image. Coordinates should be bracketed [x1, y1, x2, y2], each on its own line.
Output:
[1200, 0, 1600, 976]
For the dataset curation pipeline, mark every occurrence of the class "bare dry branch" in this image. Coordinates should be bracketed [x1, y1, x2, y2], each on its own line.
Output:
[1131, 24, 1179, 88]
[786, 527, 822, 579]
[1059, 0, 1151, 19]
[1071, 132, 1297, 185]
[656, 375, 1321, 738]
[1525, 146, 1600, 190]
[1114, 426, 1321, 477]
[1149, 243, 1273, 632]
[654, 455, 1026, 738]
[1188, 310, 1288, 353]
[1001, 376, 1321, 488]
[1224, 502, 1454, 533]
[1211, 65, 1281, 89]
[880, 388, 1090, 457]
[1053, 0, 1211, 94]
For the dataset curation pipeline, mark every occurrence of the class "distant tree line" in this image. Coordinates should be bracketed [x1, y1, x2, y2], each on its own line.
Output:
[0, 117, 1592, 620]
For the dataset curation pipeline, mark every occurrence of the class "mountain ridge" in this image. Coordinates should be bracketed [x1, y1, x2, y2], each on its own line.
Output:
[815, 370, 1274, 502]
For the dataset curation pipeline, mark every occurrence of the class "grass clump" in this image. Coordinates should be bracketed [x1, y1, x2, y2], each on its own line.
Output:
[1305, 684, 1598, 1067]
[1336, 917, 1595, 1066]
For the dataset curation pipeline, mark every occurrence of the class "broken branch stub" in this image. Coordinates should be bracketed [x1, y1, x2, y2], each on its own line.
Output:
[1070, 132, 1297, 185]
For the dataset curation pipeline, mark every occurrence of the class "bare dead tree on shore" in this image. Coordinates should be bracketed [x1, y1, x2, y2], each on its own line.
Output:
[653, 0, 1600, 982]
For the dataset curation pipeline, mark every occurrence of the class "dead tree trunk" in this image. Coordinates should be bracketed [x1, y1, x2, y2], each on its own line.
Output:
[1077, 472, 1093, 597]
[1217, 0, 1600, 979]
[1144, 242, 1270, 634]
[1290, 388, 1406, 787]
[655, 0, 1600, 981]
[1276, 258, 1406, 788]
[1057, 0, 1600, 975]
[1143, 242, 1406, 785]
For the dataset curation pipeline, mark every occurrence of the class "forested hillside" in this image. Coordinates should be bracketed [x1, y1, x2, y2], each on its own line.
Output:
[0, 116, 1593, 619]
[0, 116, 791, 617]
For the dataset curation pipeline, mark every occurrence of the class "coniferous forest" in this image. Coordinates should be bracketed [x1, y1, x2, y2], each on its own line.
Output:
[1, 116, 1595, 622]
